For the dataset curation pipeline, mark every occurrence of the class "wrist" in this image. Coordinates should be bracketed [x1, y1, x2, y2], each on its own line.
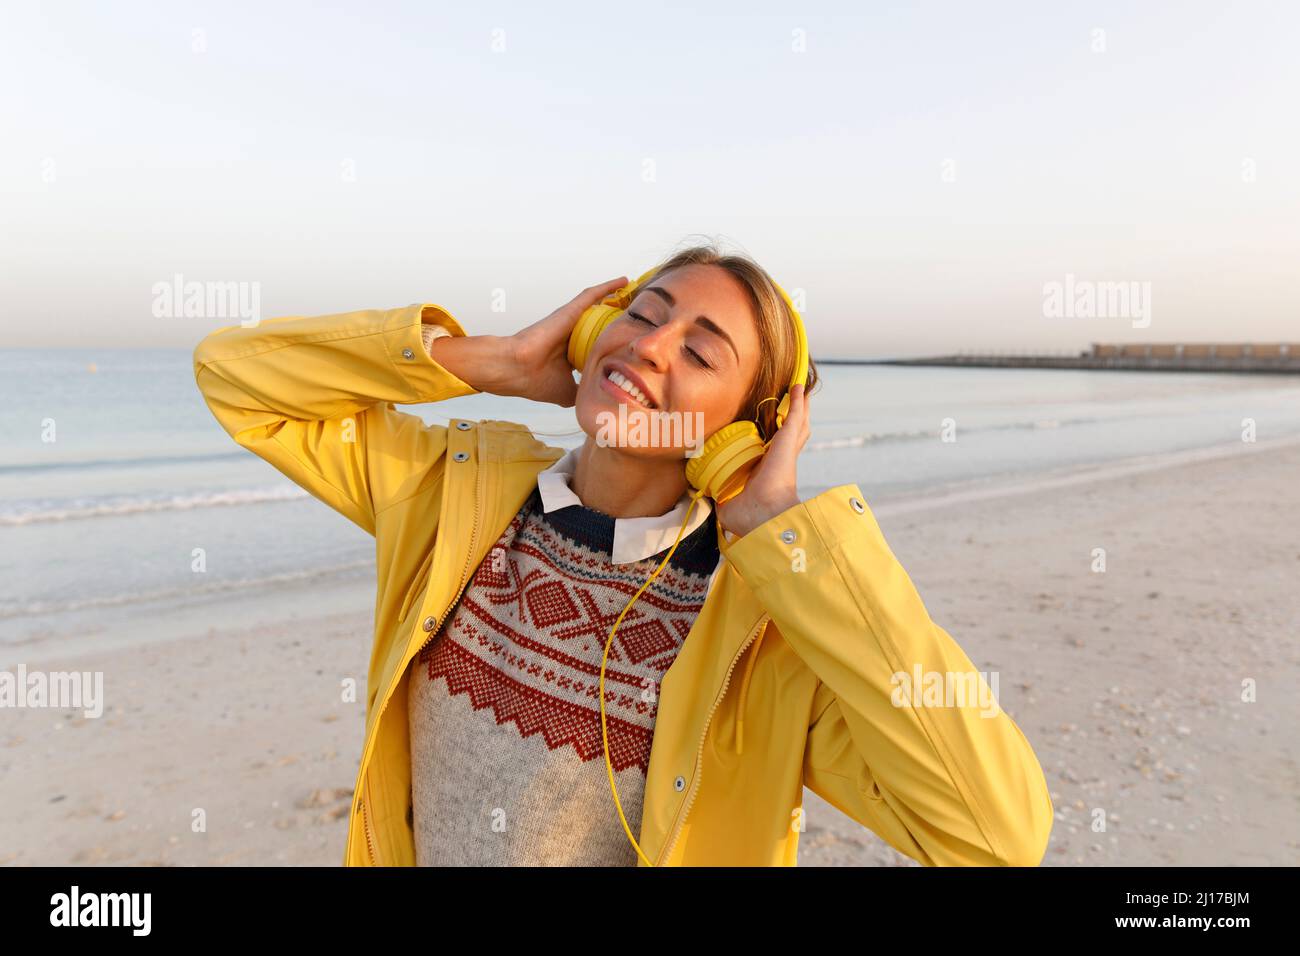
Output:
[420, 321, 453, 356]
[427, 332, 512, 394]
[723, 490, 802, 539]
[758, 490, 801, 522]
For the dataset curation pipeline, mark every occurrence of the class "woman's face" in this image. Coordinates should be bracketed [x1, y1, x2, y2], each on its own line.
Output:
[574, 263, 762, 459]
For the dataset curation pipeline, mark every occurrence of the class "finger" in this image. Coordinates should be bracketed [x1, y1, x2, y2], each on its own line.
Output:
[764, 439, 801, 490]
[580, 277, 629, 303]
[540, 277, 630, 336]
[558, 277, 629, 321]
[785, 384, 810, 449]
[785, 384, 807, 429]
[766, 407, 803, 467]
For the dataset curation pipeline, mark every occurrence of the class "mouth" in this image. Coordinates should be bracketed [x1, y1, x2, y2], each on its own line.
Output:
[600, 363, 659, 410]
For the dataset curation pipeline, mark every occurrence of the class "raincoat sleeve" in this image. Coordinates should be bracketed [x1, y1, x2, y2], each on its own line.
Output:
[722, 484, 1054, 867]
[192, 303, 480, 536]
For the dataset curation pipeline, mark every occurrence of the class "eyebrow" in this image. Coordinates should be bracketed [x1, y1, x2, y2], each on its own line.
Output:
[643, 285, 740, 364]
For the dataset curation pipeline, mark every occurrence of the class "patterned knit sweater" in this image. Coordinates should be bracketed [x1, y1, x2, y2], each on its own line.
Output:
[405, 485, 723, 866]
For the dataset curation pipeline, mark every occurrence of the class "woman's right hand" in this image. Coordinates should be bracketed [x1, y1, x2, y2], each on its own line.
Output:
[428, 276, 629, 407]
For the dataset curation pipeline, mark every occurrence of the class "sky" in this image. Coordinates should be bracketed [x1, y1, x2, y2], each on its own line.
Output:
[2, 0, 1297, 357]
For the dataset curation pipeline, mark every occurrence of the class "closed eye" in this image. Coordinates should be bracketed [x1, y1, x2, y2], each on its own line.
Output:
[627, 311, 713, 370]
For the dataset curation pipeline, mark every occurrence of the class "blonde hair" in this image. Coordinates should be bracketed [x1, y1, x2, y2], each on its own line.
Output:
[639, 238, 820, 443]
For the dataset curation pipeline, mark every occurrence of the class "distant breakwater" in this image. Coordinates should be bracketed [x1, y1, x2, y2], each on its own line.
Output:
[817, 343, 1300, 374]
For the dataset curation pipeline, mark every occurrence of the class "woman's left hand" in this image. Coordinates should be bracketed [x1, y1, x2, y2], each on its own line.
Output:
[715, 383, 811, 539]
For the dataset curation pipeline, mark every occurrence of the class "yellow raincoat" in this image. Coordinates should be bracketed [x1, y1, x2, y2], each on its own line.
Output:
[192, 302, 1054, 867]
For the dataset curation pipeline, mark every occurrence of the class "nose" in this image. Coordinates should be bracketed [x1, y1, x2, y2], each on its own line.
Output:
[629, 318, 673, 371]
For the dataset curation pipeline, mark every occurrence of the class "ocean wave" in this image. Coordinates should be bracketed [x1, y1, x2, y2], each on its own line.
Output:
[806, 415, 1093, 451]
[0, 449, 249, 475]
[0, 485, 308, 526]
[0, 560, 374, 620]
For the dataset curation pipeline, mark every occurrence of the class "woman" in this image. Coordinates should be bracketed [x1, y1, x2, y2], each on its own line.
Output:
[192, 242, 1053, 867]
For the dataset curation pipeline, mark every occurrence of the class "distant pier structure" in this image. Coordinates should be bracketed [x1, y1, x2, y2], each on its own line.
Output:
[862, 343, 1300, 374]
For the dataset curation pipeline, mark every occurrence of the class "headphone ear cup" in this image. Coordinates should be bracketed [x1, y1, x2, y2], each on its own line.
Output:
[685, 421, 766, 503]
[568, 302, 619, 372]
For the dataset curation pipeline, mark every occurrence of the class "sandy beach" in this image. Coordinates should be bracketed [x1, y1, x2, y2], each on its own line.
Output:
[4, 438, 1297, 867]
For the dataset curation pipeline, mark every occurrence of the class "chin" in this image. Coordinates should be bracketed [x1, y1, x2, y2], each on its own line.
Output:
[574, 379, 688, 459]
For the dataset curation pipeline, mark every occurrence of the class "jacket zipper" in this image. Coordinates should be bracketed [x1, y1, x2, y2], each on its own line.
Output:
[358, 426, 484, 867]
[654, 613, 770, 866]
[361, 776, 379, 865]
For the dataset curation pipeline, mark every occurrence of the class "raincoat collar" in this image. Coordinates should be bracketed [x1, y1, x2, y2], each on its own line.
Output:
[535, 446, 715, 565]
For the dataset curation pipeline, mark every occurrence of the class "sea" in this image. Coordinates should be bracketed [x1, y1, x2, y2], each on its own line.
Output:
[4, 348, 1300, 655]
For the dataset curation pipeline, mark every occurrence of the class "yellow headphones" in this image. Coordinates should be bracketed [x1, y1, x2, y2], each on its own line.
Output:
[569, 265, 809, 865]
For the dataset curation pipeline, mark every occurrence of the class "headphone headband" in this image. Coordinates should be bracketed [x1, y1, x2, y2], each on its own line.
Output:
[767, 281, 809, 430]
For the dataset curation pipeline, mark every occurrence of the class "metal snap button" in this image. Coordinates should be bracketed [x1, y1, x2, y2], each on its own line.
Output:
[456, 421, 472, 430]
[452, 451, 469, 462]
[849, 496, 865, 514]
[674, 776, 686, 792]
[423, 616, 437, 632]
[402, 348, 415, 360]
[780, 529, 797, 545]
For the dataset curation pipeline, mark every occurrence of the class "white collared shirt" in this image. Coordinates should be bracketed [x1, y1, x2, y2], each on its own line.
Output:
[535, 447, 715, 565]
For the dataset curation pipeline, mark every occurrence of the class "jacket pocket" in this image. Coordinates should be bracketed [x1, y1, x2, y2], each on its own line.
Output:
[397, 547, 436, 626]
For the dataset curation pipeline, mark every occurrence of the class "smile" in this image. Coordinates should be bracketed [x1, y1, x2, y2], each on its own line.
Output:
[602, 368, 657, 409]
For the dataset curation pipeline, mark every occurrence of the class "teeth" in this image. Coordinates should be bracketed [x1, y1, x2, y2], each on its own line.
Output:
[607, 369, 653, 408]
